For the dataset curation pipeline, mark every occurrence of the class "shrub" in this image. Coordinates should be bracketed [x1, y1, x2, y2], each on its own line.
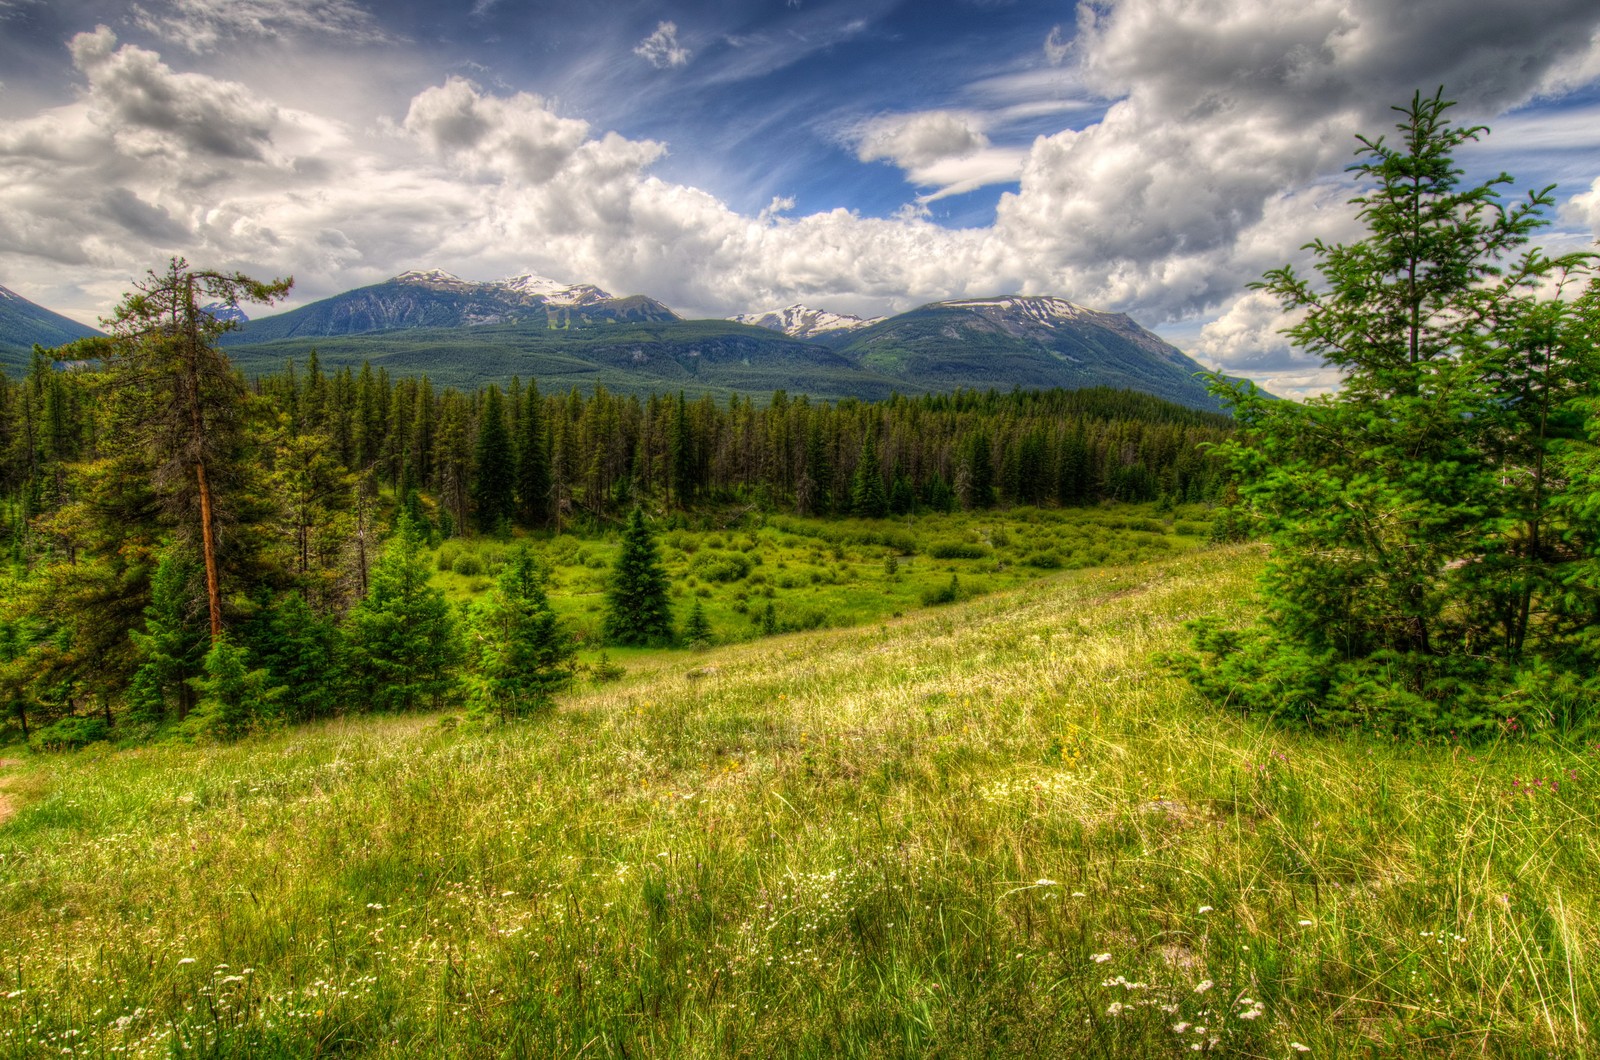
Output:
[451, 552, 484, 577]
[33, 715, 110, 752]
[928, 540, 990, 560]
[689, 550, 753, 583]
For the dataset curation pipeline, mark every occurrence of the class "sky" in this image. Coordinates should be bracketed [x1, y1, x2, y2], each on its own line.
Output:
[2, 0, 1599, 396]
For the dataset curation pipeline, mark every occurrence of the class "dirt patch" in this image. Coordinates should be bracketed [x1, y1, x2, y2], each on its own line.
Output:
[0, 792, 13, 827]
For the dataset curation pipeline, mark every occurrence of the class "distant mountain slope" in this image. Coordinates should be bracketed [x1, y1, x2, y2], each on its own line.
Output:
[223, 319, 903, 401]
[0, 285, 103, 371]
[836, 296, 1219, 409]
[220, 270, 677, 345]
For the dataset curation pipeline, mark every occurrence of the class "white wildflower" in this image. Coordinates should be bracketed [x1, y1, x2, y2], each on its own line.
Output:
[1193, 979, 1214, 993]
[1091, 953, 1112, 963]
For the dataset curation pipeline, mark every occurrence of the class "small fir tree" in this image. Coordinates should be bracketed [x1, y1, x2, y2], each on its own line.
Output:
[850, 434, 889, 517]
[128, 549, 207, 721]
[602, 508, 674, 645]
[183, 635, 278, 740]
[343, 510, 461, 710]
[466, 548, 575, 720]
[683, 599, 712, 647]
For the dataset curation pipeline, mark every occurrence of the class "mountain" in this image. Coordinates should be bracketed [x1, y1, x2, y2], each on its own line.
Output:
[223, 318, 898, 401]
[0, 285, 103, 370]
[215, 278, 1226, 409]
[731, 304, 882, 345]
[834, 296, 1219, 410]
[219, 270, 678, 345]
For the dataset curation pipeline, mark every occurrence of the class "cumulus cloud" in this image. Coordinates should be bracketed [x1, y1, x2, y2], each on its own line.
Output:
[130, 0, 390, 53]
[634, 21, 691, 69]
[856, 110, 989, 169]
[4, 0, 1600, 391]
[70, 26, 279, 161]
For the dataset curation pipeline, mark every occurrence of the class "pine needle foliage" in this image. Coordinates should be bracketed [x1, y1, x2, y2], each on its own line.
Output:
[1184, 91, 1600, 735]
[602, 507, 674, 646]
[465, 549, 575, 721]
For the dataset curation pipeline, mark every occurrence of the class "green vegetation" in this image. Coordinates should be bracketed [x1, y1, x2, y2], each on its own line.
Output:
[1189, 92, 1600, 735]
[3, 546, 1598, 1055]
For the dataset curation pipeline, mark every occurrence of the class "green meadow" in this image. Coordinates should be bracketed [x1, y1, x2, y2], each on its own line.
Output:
[2, 540, 1597, 1056]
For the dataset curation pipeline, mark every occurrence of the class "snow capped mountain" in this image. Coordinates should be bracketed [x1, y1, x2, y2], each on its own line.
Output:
[499, 274, 613, 307]
[937, 296, 1093, 326]
[392, 270, 614, 308]
[732, 304, 883, 341]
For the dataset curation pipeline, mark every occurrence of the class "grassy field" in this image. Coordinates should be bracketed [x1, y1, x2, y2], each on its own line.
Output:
[3, 545, 1599, 1056]
[431, 503, 1211, 650]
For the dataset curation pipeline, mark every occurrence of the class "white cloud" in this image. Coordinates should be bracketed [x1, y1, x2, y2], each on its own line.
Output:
[634, 21, 692, 70]
[4, 0, 1600, 393]
[1044, 25, 1070, 65]
[856, 110, 989, 170]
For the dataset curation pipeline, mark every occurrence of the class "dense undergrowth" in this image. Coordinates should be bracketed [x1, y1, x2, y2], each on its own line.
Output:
[2, 545, 1598, 1057]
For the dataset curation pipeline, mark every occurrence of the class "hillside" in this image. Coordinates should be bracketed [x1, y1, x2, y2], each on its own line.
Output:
[219, 270, 678, 345]
[2, 546, 1595, 1055]
[223, 318, 899, 399]
[0, 285, 102, 372]
[223, 293, 1227, 409]
[837, 296, 1217, 410]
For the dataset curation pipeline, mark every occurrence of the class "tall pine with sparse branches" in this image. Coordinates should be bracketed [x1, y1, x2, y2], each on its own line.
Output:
[1184, 91, 1600, 734]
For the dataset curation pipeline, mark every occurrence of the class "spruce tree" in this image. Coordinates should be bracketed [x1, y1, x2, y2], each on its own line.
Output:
[602, 507, 674, 645]
[183, 635, 277, 741]
[466, 548, 575, 720]
[683, 599, 712, 647]
[343, 510, 461, 711]
[472, 385, 516, 534]
[850, 434, 889, 517]
[128, 548, 207, 721]
[516, 382, 552, 527]
[1186, 91, 1600, 733]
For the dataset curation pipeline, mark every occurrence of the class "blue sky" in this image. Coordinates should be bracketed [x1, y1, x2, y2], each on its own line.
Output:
[2, 0, 1599, 394]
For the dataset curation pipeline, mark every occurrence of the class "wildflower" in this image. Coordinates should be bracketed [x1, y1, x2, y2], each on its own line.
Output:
[177, 958, 196, 966]
[1290, 1044, 1311, 1053]
[1198, 905, 1214, 914]
[1298, 919, 1312, 926]
[1107, 1002, 1125, 1015]
[1193, 979, 1214, 993]
[1036, 878, 1058, 886]
[1091, 953, 1112, 963]
[1173, 1021, 1191, 1033]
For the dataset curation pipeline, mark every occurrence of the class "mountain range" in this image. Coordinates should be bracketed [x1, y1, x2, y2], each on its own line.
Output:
[1, 271, 1229, 409]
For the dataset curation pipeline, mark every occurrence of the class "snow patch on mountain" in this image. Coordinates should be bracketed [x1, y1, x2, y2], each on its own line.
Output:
[938, 296, 1096, 326]
[392, 270, 614, 307]
[732, 304, 882, 340]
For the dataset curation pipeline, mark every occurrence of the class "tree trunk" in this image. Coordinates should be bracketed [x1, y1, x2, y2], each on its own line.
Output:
[196, 459, 223, 642]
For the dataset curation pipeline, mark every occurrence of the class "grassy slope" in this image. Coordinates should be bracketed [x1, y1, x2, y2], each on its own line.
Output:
[3, 547, 1599, 1056]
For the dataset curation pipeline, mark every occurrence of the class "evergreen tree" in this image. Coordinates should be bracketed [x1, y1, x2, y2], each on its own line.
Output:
[1186, 92, 1600, 733]
[683, 599, 712, 647]
[466, 548, 575, 720]
[850, 434, 889, 517]
[248, 591, 337, 723]
[516, 381, 552, 527]
[602, 507, 674, 645]
[128, 548, 207, 721]
[472, 385, 516, 534]
[183, 635, 277, 741]
[343, 511, 460, 711]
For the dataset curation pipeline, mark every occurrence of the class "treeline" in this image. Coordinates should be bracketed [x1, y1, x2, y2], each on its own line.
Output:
[0, 262, 1229, 747]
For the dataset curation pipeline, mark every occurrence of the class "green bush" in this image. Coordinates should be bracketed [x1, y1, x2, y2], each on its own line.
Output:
[451, 552, 484, 577]
[928, 540, 990, 560]
[690, 550, 753, 583]
[33, 715, 111, 751]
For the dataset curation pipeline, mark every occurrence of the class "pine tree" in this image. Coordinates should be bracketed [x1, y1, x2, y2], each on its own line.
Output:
[683, 599, 712, 647]
[472, 385, 516, 534]
[343, 510, 461, 711]
[248, 591, 336, 723]
[466, 548, 575, 720]
[1186, 92, 1600, 733]
[602, 507, 674, 645]
[101, 258, 292, 641]
[128, 548, 207, 721]
[516, 381, 552, 527]
[183, 635, 278, 741]
[850, 433, 889, 517]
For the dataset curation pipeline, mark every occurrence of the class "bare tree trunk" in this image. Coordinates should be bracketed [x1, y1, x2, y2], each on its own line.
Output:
[196, 459, 223, 641]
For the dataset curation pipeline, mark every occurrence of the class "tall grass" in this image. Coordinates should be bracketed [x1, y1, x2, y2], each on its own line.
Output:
[1, 545, 1596, 1056]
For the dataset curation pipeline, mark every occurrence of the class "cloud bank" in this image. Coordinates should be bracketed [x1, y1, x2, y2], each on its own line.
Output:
[0, 0, 1597, 396]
